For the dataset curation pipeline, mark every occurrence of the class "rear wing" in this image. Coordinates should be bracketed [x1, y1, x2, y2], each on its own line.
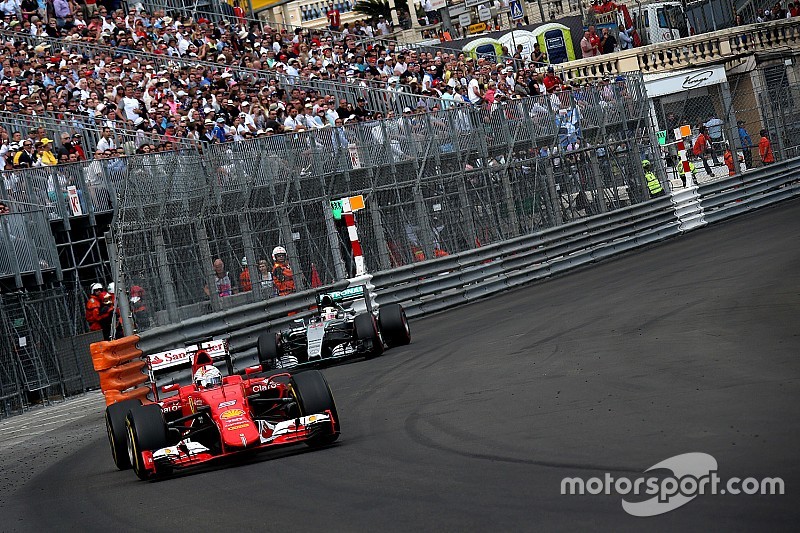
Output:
[316, 284, 372, 313]
[146, 339, 229, 373]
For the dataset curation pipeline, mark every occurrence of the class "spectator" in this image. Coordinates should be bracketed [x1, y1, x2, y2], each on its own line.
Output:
[35, 138, 58, 166]
[601, 27, 617, 54]
[581, 31, 598, 58]
[326, 2, 341, 32]
[543, 67, 562, 92]
[205, 258, 234, 297]
[692, 125, 714, 176]
[759, 129, 775, 165]
[256, 258, 274, 293]
[737, 120, 753, 169]
[531, 42, 547, 65]
[618, 24, 634, 50]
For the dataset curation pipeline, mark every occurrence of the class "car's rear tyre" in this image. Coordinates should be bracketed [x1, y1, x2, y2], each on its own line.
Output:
[257, 332, 280, 368]
[105, 399, 142, 470]
[354, 313, 384, 359]
[291, 370, 339, 447]
[378, 303, 411, 347]
[126, 404, 169, 480]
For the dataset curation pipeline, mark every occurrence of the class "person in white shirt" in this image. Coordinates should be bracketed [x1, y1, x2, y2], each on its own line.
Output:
[394, 55, 408, 76]
[377, 16, 390, 35]
[119, 85, 142, 122]
[96, 127, 117, 152]
[468, 76, 483, 105]
[283, 107, 301, 131]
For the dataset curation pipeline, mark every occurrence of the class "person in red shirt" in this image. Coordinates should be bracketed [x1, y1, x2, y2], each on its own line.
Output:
[723, 143, 743, 176]
[759, 129, 775, 164]
[327, 3, 341, 31]
[543, 67, 562, 92]
[692, 125, 714, 176]
[588, 25, 602, 56]
[233, 0, 246, 25]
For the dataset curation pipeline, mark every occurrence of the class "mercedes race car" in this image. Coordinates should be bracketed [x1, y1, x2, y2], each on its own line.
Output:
[104, 342, 339, 480]
[256, 285, 410, 369]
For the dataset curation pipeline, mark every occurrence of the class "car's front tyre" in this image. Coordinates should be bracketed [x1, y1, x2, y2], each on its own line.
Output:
[126, 404, 169, 480]
[105, 398, 142, 470]
[291, 370, 340, 447]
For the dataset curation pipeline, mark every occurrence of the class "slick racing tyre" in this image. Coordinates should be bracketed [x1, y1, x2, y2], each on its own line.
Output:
[105, 399, 142, 470]
[354, 313, 384, 359]
[126, 404, 169, 480]
[257, 332, 281, 368]
[378, 303, 411, 348]
[291, 370, 340, 447]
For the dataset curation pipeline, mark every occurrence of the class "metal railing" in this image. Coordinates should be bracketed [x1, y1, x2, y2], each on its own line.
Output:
[0, 111, 196, 159]
[129, 154, 800, 374]
[0, 200, 61, 289]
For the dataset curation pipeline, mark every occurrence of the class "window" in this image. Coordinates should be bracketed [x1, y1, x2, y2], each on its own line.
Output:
[656, 8, 669, 29]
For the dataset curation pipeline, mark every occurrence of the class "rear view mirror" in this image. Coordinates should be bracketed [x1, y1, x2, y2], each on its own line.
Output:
[161, 383, 180, 393]
[245, 365, 263, 375]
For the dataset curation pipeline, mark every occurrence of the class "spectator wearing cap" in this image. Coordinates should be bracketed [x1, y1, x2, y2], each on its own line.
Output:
[543, 67, 562, 92]
[352, 98, 370, 119]
[212, 118, 227, 143]
[35, 138, 58, 166]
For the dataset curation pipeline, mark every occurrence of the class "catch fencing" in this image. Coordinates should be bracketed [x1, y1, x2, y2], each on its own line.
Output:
[108, 72, 654, 332]
[0, 284, 98, 419]
[0, 200, 60, 290]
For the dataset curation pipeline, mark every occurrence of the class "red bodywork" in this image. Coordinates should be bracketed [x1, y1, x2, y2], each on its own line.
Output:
[139, 351, 336, 477]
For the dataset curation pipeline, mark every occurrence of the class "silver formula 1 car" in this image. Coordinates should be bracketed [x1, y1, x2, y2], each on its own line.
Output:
[256, 285, 410, 369]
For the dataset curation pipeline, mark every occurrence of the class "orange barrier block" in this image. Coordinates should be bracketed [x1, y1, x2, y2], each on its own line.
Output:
[91, 335, 142, 371]
[97, 359, 148, 393]
[104, 386, 151, 406]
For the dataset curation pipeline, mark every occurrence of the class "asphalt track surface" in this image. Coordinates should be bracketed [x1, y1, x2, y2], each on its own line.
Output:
[2, 198, 799, 532]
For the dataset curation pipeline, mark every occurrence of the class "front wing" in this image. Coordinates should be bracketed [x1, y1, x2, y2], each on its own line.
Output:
[139, 411, 336, 476]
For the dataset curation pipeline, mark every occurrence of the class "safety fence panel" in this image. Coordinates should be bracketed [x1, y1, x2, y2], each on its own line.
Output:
[0, 285, 95, 418]
[0, 201, 60, 289]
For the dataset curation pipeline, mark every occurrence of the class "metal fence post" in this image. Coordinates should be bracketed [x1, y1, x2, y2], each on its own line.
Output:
[105, 231, 134, 337]
[153, 230, 179, 324]
[323, 200, 348, 281]
[195, 220, 221, 311]
[368, 202, 392, 272]
[720, 81, 743, 174]
[589, 151, 608, 214]
[545, 160, 563, 226]
[238, 213, 262, 299]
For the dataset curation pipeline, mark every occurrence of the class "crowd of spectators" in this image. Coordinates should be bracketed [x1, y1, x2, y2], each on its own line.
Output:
[0, 1, 579, 174]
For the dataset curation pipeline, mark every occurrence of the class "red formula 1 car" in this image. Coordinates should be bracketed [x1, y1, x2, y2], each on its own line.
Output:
[104, 346, 339, 480]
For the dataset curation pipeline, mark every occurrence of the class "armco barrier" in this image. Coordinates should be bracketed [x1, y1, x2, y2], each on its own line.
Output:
[698, 159, 800, 224]
[95, 158, 800, 389]
[372, 196, 679, 317]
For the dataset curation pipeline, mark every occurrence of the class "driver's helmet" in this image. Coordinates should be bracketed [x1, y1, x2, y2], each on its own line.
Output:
[194, 365, 222, 389]
[322, 307, 337, 320]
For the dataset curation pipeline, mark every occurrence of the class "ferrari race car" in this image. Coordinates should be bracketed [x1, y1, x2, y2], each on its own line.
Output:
[256, 285, 411, 369]
[104, 342, 339, 480]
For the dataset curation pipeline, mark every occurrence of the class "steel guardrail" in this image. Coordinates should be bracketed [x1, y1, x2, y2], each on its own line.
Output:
[134, 158, 800, 372]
